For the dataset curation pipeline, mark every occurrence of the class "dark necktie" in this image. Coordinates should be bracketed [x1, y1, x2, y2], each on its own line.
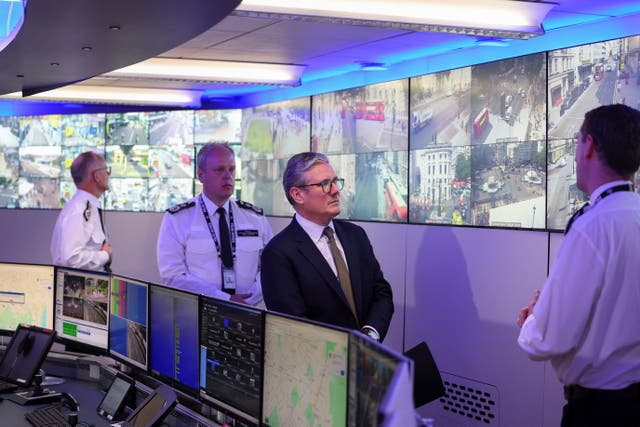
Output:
[564, 202, 589, 234]
[323, 227, 358, 324]
[217, 207, 233, 268]
[97, 207, 111, 273]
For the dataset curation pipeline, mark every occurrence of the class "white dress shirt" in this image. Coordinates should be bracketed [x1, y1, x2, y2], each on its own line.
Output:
[157, 195, 272, 307]
[50, 189, 109, 271]
[518, 181, 640, 389]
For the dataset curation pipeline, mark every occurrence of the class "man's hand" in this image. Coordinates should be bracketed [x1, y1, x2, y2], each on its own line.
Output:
[230, 293, 252, 304]
[517, 290, 540, 328]
[102, 241, 113, 262]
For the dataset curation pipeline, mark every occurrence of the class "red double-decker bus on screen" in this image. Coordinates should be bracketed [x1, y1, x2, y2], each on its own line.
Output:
[473, 107, 490, 139]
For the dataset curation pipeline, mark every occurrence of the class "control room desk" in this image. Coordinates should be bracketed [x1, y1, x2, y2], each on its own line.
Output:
[0, 376, 111, 427]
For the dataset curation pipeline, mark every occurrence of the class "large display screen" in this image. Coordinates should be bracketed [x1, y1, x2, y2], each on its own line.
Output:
[199, 296, 264, 424]
[546, 35, 640, 230]
[149, 284, 199, 393]
[54, 266, 110, 354]
[409, 53, 547, 227]
[0, 263, 55, 333]
[262, 312, 349, 427]
[109, 275, 148, 371]
[241, 97, 310, 216]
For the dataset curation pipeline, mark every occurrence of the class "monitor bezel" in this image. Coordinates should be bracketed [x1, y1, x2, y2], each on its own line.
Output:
[261, 310, 352, 427]
[0, 262, 56, 336]
[53, 265, 111, 356]
[0, 323, 57, 386]
[147, 282, 200, 399]
[108, 274, 150, 373]
[198, 295, 265, 425]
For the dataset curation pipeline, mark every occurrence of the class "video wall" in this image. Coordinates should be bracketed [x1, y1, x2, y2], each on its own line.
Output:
[1, 34, 640, 231]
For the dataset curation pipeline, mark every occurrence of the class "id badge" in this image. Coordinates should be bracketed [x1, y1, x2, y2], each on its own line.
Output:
[222, 266, 236, 295]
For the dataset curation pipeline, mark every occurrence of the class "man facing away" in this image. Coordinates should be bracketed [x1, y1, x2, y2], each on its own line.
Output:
[51, 151, 112, 272]
[157, 142, 272, 306]
[261, 152, 394, 341]
[517, 104, 640, 426]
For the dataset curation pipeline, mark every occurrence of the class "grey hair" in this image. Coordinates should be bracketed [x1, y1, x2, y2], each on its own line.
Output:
[283, 152, 330, 206]
[70, 151, 102, 186]
[197, 142, 235, 171]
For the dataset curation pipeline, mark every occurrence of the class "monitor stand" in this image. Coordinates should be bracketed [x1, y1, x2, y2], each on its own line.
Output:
[9, 370, 62, 405]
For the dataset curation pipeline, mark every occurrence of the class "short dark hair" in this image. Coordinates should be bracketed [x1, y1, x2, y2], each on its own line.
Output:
[282, 152, 330, 205]
[197, 142, 235, 171]
[580, 104, 640, 177]
[70, 151, 102, 186]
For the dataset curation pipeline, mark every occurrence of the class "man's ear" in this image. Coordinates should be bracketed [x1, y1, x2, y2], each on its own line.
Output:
[584, 134, 597, 159]
[290, 187, 304, 205]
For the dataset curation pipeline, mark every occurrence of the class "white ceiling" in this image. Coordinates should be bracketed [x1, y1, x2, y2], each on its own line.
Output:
[66, 1, 640, 107]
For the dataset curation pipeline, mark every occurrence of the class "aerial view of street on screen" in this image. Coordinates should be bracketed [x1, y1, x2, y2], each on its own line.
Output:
[262, 315, 348, 427]
[547, 35, 640, 230]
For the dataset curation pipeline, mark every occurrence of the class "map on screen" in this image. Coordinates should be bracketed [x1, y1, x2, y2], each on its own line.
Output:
[262, 313, 349, 427]
[0, 263, 54, 332]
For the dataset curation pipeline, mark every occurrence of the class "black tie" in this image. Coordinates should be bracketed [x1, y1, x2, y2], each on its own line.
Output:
[97, 207, 111, 273]
[217, 207, 233, 268]
[564, 202, 589, 234]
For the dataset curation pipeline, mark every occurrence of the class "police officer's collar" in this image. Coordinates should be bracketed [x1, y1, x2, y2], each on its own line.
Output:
[589, 180, 633, 205]
[75, 189, 100, 207]
[200, 193, 231, 215]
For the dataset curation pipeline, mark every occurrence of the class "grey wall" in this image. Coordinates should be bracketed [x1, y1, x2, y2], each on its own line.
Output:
[0, 208, 565, 426]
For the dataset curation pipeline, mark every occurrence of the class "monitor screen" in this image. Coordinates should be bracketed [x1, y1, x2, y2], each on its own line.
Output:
[348, 332, 405, 427]
[109, 275, 149, 371]
[149, 284, 199, 393]
[262, 312, 349, 427]
[0, 262, 55, 333]
[54, 266, 110, 354]
[199, 296, 264, 423]
[0, 323, 56, 386]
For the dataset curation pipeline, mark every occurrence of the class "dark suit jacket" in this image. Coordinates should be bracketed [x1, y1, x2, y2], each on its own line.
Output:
[261, 216, 394, 340]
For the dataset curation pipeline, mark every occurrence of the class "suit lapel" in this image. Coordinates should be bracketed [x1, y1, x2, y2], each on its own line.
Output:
[290, 218, 354, 309]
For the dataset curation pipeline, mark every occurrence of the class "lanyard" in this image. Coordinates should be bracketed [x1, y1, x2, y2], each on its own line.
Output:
[199, 194, 236, 261]
[591, 182, 633, 207]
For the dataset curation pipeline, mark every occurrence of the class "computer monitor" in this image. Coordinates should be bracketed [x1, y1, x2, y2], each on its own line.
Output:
[262, 312, 350, 427]
[149, 283, 199, 394]
[348, 331, 410, 427]
[199, 296, 264, 424]
[0, 262, 55, 334]
[54, 266, 110, 355]
[0, 324, 56, 387]
[378, 361, 416, 427]
[109, 275, 149, 371]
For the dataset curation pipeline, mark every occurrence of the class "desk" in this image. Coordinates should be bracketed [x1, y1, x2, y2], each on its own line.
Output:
[0, 376, 110, 427]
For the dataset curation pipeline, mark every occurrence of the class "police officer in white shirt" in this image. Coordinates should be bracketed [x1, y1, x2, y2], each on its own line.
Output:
[51, 151, 113, 271]
[156, 142, 272, 306]
[517, 104, 640, 426]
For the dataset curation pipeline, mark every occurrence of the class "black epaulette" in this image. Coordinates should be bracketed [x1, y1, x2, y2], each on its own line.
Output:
[236, 200, 264, 215]
[166, 200, 195, 214]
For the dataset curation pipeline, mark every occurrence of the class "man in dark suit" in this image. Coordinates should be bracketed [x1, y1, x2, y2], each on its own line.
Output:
[261, 152, 394, 341]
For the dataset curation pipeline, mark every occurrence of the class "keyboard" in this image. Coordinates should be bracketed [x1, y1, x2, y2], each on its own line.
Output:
[25, 406, 70, 427]
[0, 378, 18, 393]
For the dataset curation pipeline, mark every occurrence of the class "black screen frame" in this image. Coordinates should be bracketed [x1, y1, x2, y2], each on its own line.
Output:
[0, 262, 56, 336]
[0, 323, 56, 386]
[53, 265, 111, 356]
[148, 282, 200, 399]
[97, 372, 135, 421]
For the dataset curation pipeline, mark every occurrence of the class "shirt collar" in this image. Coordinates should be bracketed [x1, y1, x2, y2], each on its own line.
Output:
[200, 193, 231, 215]
[295, 213, 335, 243]
[75, 189, 100, 207]
[589, 180, 632, 204]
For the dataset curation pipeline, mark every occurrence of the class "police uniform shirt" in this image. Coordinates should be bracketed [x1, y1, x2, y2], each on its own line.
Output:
[50, 189, 109, 271]
[156, 195, 273, 306]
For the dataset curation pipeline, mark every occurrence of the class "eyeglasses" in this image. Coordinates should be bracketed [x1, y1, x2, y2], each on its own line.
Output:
[298, 177, 344, 193]
[93, 166, 111, 175]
